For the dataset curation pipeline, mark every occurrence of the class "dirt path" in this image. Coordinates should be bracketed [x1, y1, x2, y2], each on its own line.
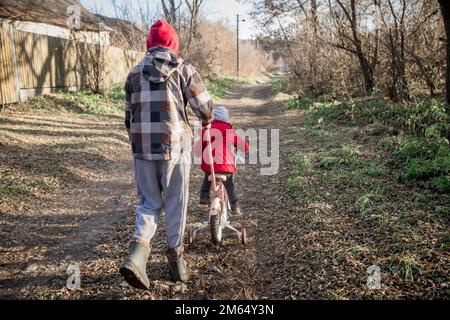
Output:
[0, 82, 284, 299]
[1, 81, 447, 299]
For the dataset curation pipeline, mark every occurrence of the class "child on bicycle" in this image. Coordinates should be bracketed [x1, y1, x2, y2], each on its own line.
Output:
[196, 106, 249, 215]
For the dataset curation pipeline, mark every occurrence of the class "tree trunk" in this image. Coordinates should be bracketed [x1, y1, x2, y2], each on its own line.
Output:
[185, 0, 202, 54]
[438, 0, 450, 105]
[311, 0, 319, 36]
[356, 46, 375, 94]
[351, 0, 375, 93]
[335, 0, 375, 94]
[161, 0, 179, 27]
[309, 0, 319, 92]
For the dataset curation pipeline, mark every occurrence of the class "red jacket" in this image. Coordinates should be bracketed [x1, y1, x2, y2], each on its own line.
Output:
[195, 120, 249, 174]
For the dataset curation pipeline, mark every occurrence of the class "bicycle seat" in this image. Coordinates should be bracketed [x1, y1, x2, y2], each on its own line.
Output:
[208, 174, 227, 182]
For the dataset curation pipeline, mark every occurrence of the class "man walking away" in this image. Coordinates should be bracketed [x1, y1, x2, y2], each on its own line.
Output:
[120, 19, 213, 290]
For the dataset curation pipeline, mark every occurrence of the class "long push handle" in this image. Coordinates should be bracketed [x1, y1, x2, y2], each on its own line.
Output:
[205, 128, 217, 193]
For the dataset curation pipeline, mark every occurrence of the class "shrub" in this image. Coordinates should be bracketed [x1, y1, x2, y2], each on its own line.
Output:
[431, 176, 450, 194]
[395, 129, 449, 193]
[288, 95, 450, 194]
[394, 138, 436, 161]
[286, 97, 314, 110]
[383, 99, 449, 137]
[319, 157, 337, 170]
[271, 80, 284, 94]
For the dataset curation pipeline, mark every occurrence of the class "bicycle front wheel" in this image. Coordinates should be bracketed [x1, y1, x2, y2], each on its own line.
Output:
[210, 213, 223, 245]
[210, 197, 225, 245]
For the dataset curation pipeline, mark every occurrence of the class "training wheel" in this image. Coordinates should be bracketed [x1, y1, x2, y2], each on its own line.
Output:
[241, 228, 248, 245]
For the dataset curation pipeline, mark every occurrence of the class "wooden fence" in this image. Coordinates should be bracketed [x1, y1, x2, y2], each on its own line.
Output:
[0, 21, 143, 105]
[0, 22, 18, 104]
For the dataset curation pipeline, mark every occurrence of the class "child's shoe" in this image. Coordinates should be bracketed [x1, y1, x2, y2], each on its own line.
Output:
[230, 202, 242, 216]
[199, 192, 210, 207]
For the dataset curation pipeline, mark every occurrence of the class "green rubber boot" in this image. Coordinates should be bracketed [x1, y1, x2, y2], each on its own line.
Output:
[120, 241, 150, 290]
[167, 247, 188, 282]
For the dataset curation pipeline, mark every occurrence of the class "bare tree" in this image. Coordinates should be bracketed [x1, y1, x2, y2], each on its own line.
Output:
[137, 1, 161, 31]
[404, 1, 441, 96]
[161, 0, 182, 28]
[375, 0, 409, 100]
[250, 0, 446, 100]
[185, 0, 203, 49]
[249, 0, 329, 94]
[438, 0, 450, 106]
[330, 0, 376, 93]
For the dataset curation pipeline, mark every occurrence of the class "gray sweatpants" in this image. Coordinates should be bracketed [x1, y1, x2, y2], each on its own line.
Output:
[132, 153, 191, 250]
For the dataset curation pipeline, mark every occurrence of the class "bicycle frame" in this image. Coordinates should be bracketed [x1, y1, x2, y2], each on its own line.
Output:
[188, 127, 246, 245]
[206, 129, 217, 194]
[209, 180, 225, 221]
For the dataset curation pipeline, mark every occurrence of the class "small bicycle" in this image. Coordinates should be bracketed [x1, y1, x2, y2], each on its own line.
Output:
[188, 128, 247, 245]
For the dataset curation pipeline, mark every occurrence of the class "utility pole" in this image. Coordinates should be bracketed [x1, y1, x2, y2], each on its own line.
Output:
[236, 14, 246, 79]
[237, 14, 240, 79]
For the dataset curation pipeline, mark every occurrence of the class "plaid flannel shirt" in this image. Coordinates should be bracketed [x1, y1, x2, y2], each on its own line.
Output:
[125, 47, 213, 160]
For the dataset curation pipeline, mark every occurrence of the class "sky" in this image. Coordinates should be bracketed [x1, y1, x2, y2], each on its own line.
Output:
[80, 0, 257, 39]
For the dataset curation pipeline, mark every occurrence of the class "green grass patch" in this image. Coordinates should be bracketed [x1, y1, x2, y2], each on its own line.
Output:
[283, 94, 448, 295]
[355, 185, 387, 215]
[286, 97, 315, 110]
[204, 76, 239, 100]
[290, 96, 449, 136]
[16, 83, 126, 115]
[304, 126, 332, 139]
[287, 175, 302, 191]
[289, 95, 450, 194]
[346, 246, 368, 257]
[289, 154, 312, 173]
[271, 79, 284, 94]
[389, 254, 425, 282]
[394, 133, 450, 193]
[319, 156, 338, 170]
[104, 83, 126, 100]
[287, 154, 313, 197]
[358, 160, 386, 177]
[316, 144, 363, 170]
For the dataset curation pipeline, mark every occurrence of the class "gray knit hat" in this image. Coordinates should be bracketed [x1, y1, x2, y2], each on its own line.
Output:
[213, 106, 229, 122]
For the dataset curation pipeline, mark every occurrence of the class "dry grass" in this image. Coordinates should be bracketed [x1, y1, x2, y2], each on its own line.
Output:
[270, 97, 449, 299]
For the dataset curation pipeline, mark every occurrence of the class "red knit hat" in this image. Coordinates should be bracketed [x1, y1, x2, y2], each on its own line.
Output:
[146, 19, 180, 55]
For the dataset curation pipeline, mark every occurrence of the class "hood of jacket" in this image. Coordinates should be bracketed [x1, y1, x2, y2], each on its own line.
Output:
[211, 120, 233, 131]
[140, 46, 183, 83]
